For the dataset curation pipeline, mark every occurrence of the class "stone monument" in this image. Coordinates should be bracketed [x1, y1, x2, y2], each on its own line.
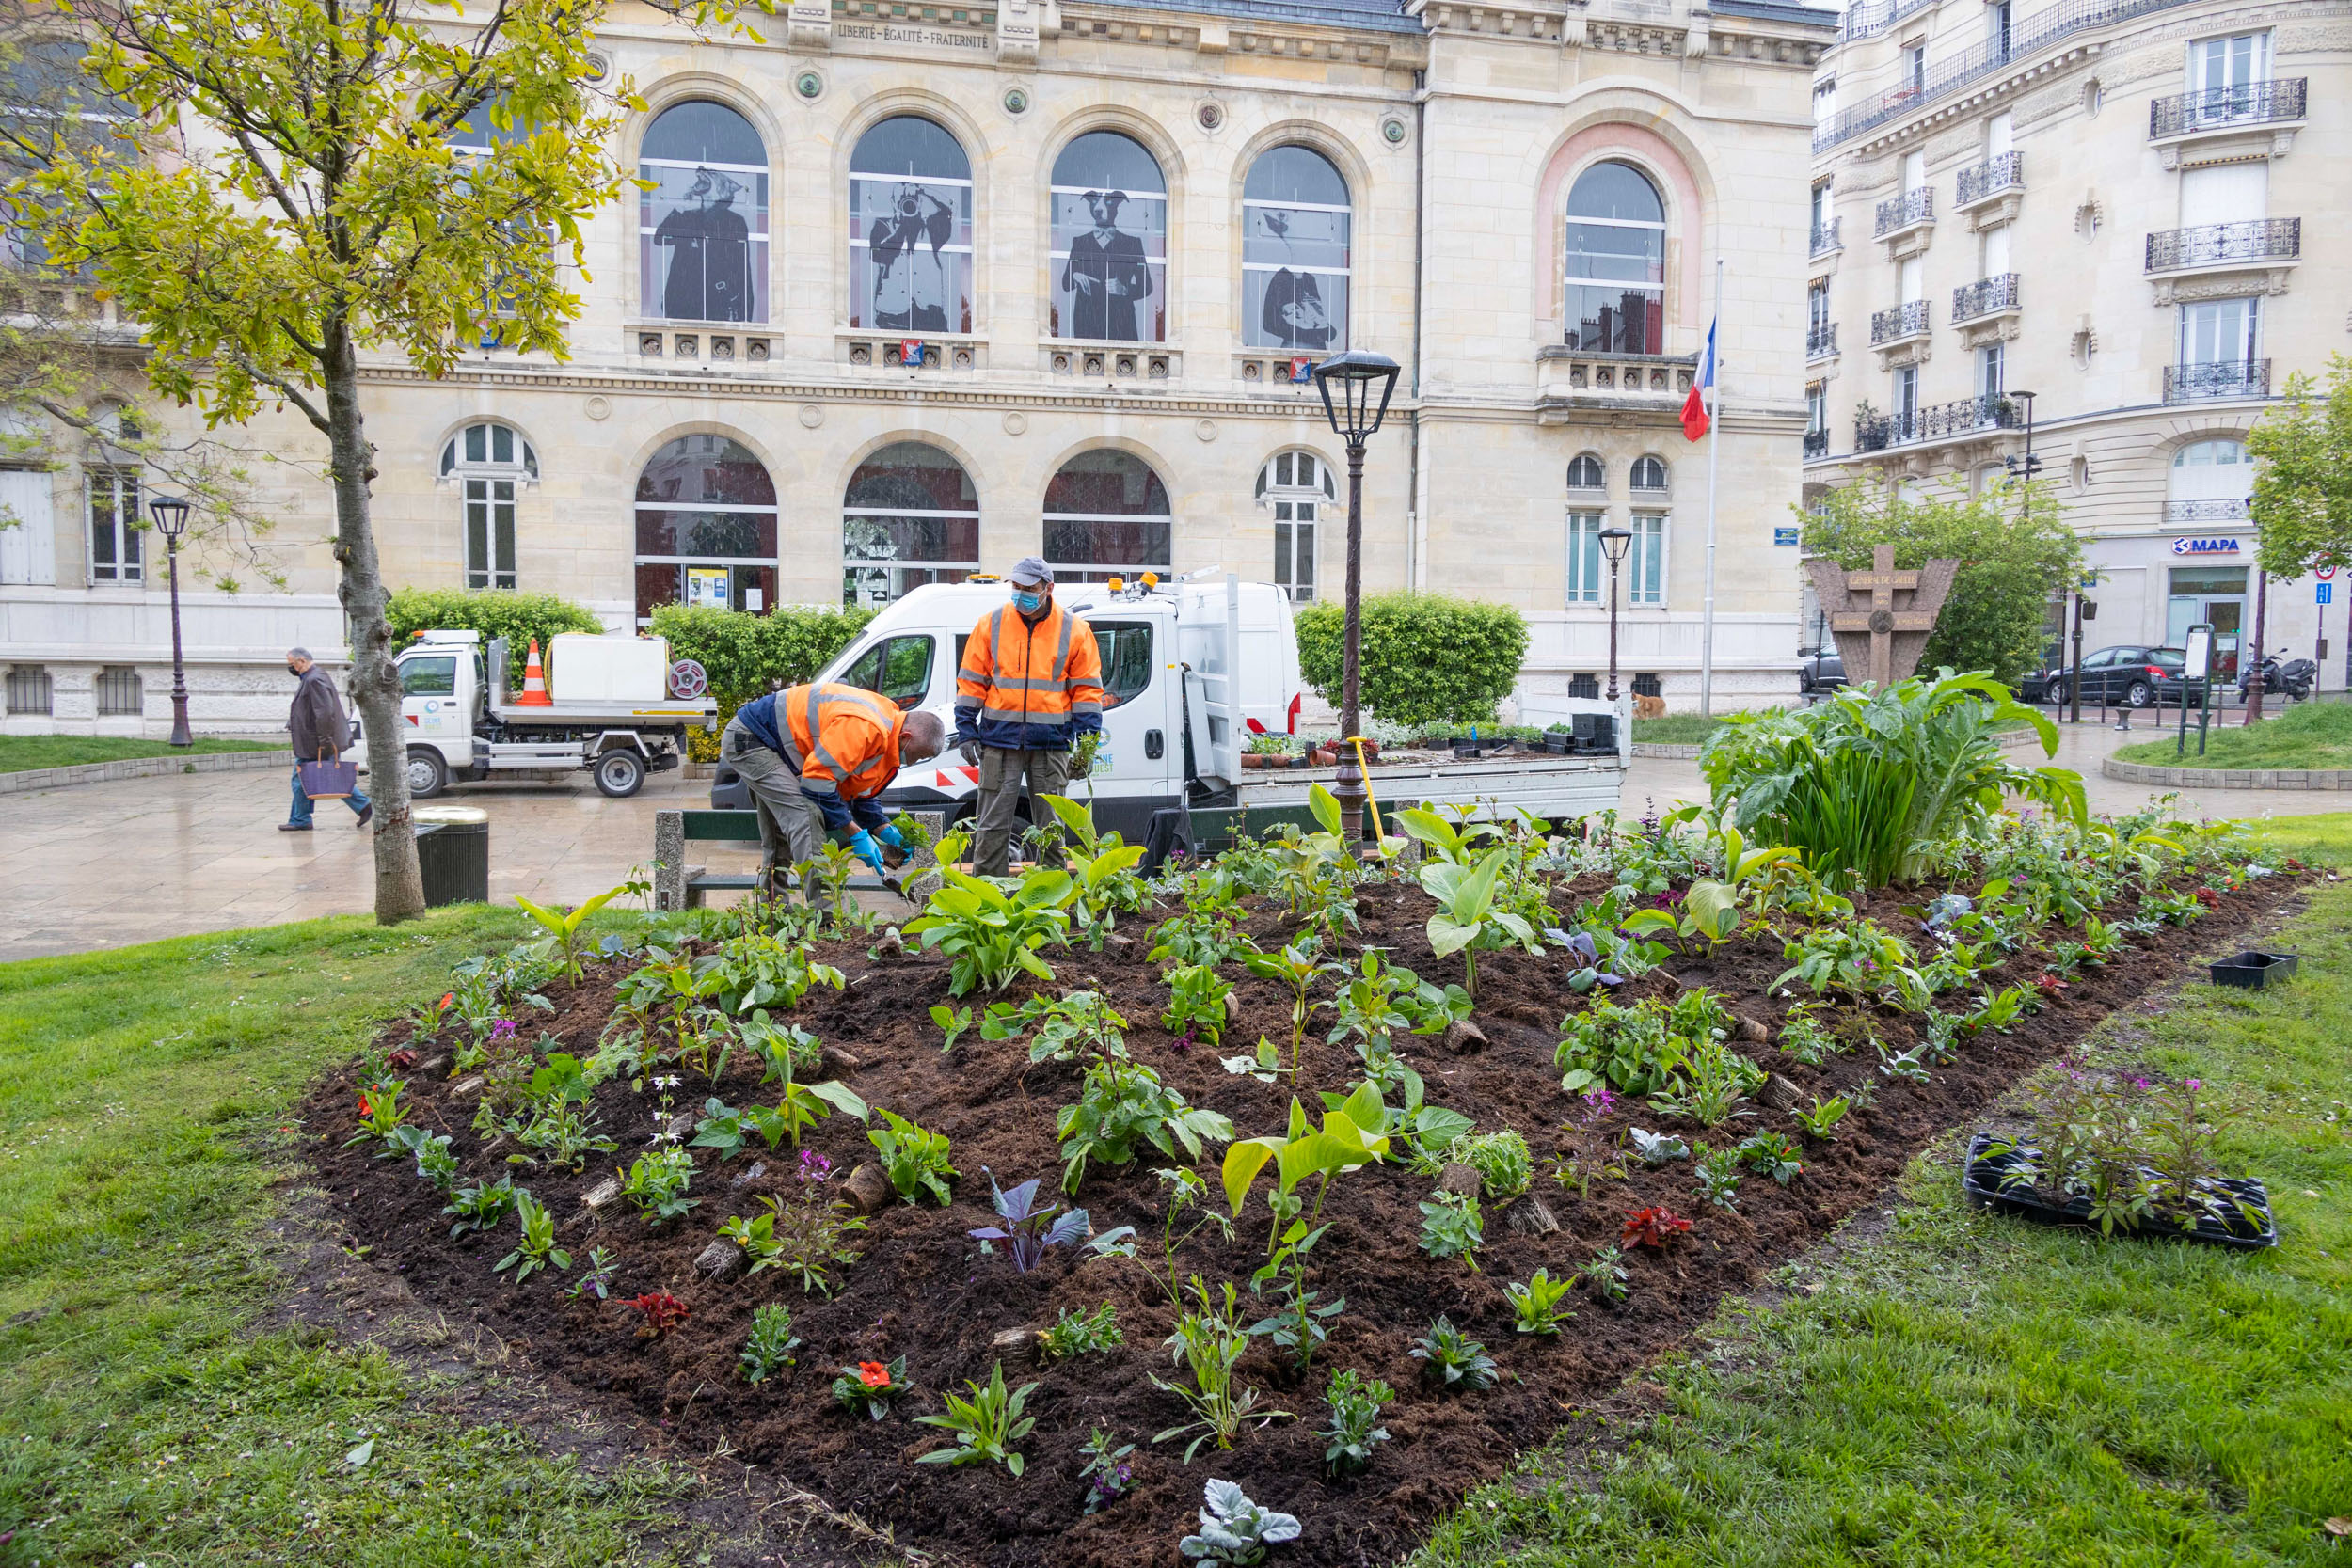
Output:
[1805, 544, 1961, 688]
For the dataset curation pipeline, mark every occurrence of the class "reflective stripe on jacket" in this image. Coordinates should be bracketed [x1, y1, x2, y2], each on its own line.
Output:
[953, 601, 1106, 752]
[782, 682, 906, 831]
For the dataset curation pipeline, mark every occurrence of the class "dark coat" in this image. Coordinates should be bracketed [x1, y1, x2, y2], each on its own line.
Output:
[288, 665, 350, 759]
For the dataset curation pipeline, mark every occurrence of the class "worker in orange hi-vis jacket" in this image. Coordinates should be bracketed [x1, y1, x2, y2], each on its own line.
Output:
[720, 681, 945, 902]
[953, 557, 1106, 876]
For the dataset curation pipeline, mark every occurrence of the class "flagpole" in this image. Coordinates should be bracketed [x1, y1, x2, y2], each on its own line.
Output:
[1700, 256, 1723, 719]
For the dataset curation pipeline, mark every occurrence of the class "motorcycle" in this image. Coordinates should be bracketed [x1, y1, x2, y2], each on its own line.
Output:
[2237, 648, 2316, 702]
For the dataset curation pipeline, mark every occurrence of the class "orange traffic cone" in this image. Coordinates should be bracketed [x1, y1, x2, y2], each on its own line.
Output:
[516, 638, 553, 706]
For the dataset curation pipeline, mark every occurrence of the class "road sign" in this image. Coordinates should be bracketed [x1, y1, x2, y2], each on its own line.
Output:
[2320, 582, 2334, 605]
[2321, 566, 2338, 580]
[1772, 527, 1799, 546]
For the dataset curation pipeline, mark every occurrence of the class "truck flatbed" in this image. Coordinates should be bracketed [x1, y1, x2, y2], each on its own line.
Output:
[1231, 749, 1624, 823]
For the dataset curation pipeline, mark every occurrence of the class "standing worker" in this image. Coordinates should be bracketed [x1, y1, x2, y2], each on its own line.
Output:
[281, 646, 371, 832]
[722, 681, 946, 901]
[955, 557, 1106, 875]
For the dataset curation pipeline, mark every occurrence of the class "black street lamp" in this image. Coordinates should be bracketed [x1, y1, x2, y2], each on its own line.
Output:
[1599, 526, 1633, 703]
[148, 493, 194, 748]
[1311, 348, 1402, 845]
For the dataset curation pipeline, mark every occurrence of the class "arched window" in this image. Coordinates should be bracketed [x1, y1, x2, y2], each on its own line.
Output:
[639, 102, 769, 323]
[441, 422, 538, 590]
[5, 40, 131, 272]
[2168, 437, 2251, 522]
[1630, 455, 1669, 494]
[1049, 132, 1167, 343]
[1243, 146, 1349, 352]
[1565, 161, 1665, 355]
[633, 435, 776, 626]
[1566, 453, 1605, 491]
[843, 443, 979, 607]
[850, 117, 972, 335]
[1256, 451, 1336, 602]
[1043, 450, 1171, 581]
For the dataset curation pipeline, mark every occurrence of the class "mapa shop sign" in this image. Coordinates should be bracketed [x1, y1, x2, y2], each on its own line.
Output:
[2171, 536, 2241, 556]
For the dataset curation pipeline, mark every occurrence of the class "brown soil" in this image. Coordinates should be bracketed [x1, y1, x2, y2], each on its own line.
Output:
[304, 871, 2308, 1568]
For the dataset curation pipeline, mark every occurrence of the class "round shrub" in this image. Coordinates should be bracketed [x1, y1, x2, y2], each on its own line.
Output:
[385, 588, 604, 694]
[1295, 593, 1528, 731]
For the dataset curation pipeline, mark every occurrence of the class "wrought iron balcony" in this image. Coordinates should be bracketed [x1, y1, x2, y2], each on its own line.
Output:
[1955, 151, 2023, 207]
[2144, 218, 2300, 273]
[2164, 359, 2270, 404]
[1838, 0, 1934, 40]
[1874, 187, 1933, 238]
[1854, 393, 2022, 452]
[2150, 78, 2307, 138]
[1869, 300, 1931, 345]
[1951, 274, 2021, 324]
[1804, 428, 1830, 459]
[2163, 497, 2249, 524]
[1810, 217, 1841, 256]
[1807, 323, 1837, 359]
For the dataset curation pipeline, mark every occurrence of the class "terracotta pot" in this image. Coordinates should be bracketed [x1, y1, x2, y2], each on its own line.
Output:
[1241, 752, 1272, 768]
[1309, 748, 1339, 767]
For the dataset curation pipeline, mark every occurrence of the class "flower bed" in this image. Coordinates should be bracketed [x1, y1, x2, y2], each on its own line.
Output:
[310, 811, 2307, 1568]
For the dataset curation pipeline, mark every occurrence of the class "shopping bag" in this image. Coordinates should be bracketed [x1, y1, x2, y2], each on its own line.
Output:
[299, 754, 358, 800]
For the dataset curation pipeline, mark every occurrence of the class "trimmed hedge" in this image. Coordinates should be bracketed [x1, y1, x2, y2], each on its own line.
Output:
[384, 588, 605, 694]
[1294, 593, 1529, 729]
[650, 604, 877, 758]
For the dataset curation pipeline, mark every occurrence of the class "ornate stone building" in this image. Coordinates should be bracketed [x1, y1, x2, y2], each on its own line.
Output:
[1, 0, 1830, 734]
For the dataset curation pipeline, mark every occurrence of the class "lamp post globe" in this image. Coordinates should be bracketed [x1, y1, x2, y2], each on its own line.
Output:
[1598, 526, 1633, 705]
[1310, 350, 1402, 847]
[149, 494, 195, 748]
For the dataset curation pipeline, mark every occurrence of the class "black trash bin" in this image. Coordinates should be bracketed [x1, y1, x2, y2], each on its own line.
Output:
[413, 804, 490, 906]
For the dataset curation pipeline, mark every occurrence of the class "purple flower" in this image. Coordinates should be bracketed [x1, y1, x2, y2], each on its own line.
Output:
[797, 1150, 834, 1185]
[1579, 1086, 1619, 1124]
[2133, 1076, 2152, 1090]
[489, 1019, 517, 1042]
[2185, 1078, 2201, 1091]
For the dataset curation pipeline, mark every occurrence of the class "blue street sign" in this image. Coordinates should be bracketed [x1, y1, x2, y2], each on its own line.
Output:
[1772, 527, 1799, 546]
[2320, 582, 2333, 605]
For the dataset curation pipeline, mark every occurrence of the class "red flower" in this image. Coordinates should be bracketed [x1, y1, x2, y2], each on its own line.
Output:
[439, 992, 455, 1008]
[857, 1361, 892, 1388]
[357, 1093, 375, 1120]
[1622, 1205, 1692, 1248]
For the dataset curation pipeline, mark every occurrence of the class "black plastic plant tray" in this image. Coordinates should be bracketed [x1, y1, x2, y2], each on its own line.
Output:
[1963, 1132, 2279, 1250]
[2208, 950, 2300, 990]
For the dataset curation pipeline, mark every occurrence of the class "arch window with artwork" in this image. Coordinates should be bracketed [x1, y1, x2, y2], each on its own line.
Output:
[843, 442, 980, 607]
[1243, 145, 1349, 352]
[440, 422, 539, 590]
[1565, 161, 1666, 355]
[633, 435, 776, 625]
[1042, 450, 1172, 581]
[1049, 131, 1167, 342]
[849, 117, 973, 335]
[1256, 451, 1335, 602]
[639, 101, 770, 323]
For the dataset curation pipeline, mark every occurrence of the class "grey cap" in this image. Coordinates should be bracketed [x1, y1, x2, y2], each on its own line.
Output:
[1009, 556, 1055, 587]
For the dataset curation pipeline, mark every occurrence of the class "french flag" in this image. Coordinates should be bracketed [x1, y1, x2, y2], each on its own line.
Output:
[1680, 318, 1716, 443]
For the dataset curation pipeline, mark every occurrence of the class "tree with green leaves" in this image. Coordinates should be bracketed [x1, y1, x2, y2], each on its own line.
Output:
[1798, 475, 2082, 689]
[11, 0, 739, 921]
[2246, 356, 2352, 721]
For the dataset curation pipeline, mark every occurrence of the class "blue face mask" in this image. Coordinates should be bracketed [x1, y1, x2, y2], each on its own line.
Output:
[1013, 589, 1045, 614]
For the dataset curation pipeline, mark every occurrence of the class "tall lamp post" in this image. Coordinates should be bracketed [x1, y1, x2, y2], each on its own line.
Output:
[1311, 348, 1402, 845]
[1599, 526, 1633, 704]
[148, 493, 194, 748]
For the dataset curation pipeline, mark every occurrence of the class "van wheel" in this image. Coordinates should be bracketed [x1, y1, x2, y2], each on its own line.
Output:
[594, 748, 646, 799]
[405, 747, 449, 799]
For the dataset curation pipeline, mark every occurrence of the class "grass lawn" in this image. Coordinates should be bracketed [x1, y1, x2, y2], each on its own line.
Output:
[0, 734, 283, 774]
[1416, 814, 2352, 1568]
[2117, 699, 2352, 772]
[1629, 713, 1744, 746]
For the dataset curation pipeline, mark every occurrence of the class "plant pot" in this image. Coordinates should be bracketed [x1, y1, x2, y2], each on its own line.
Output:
[1241, 752, 1272, 769]
[2208, 950, 2299, 990]
[1538, 734, 1571, 754]
[1308, 748, 1339, 767]
[1961, 1132, 2278, 1250]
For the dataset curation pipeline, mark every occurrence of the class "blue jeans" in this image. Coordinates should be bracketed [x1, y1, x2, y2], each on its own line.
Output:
[290, 767, 370, 826]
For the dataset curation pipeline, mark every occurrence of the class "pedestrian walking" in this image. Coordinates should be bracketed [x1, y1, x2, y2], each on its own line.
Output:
[283, 646, 371, 832]
[953, 558, 1106, 876]
[722, 680, 946, 901]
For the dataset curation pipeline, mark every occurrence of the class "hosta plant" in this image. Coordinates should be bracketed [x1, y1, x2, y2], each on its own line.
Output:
[914, 1362, 1039, 1475]
[868, 1108, 957, 1205]
[832, 1355, 911, 1419]
[905, 868, 1073, 994]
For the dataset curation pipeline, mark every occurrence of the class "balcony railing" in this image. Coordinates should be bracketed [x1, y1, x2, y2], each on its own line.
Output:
[2164, 359, 2270, 404]
[1952, 273, 2021, 323]
[1804, 428, 1831, 459]
[1807, 323, 1837, 359]
[2150, 78, 2307, 138]
[2163, 497, 2250, 524]
[1874, 188, 1933, 238]
[1838, 0, 1935, 40]
[1955, 150, 2024, 206]
[2144, 218, 2300, 273]
[1855, 393, 2023, 451]
[1869, 300, 1931, 345]
[1810, 216, 1841, 256]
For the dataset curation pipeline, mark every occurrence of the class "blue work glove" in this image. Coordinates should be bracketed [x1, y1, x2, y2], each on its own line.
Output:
[875, 823, 904, 849]
[848, 829, 886, 874]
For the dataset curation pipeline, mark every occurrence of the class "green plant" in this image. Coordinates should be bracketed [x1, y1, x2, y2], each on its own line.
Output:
[1582, 1244, 1630, 1303]
[1878, 1041, 1931, 1085]
[1163, 963, 1236, 1050]
[1417, 1191, 1485, 1270]
[1079, 1426, 1136, 1513]
[443, 1174, 520, 1237]
[759, 1183, 869, 1297]
[832, 1355, 911, 1419]
[1151, 1166, 1236, 1305]
[707, 933, 846, 1016]
[1774, 1002, 1842, 1066]
[1241, 941, 1343, 1076]
[1153, 1277, 1286, 1461]
[346, 1077, 409, 1151]
[1247, 1231, 1343, 1376]
[384, 588, 603, 689]
[1504, 1268, 1576, 1335]
[1181, 1480, 1304, 1565]
[400, 1127, 459, 1190]
[1557, 990, 1733, 1097]
[1418, 846, 1541, 1002]
[867, 1108, 957, 1205]
[1791, 1094, 1851, 1142]
[1738, 1131, 1805, 1184]
[716, 1208, 785, 1274]
[914, 1362, 1040, 1475]
[1057, 1058, 1234, 1195]
[1222, 1086, 1392, 1255]
[512, 887, 624, 984]
[650, 602, 875, 755]
[1039, 1302, 1124, 1360]
[1037, 794, 1151, 941]
[492, 1190, 567, 1284]
[981, 990, 1129, 1064]
[739, 1305, 800, 1385]
[1692, 1145, 1742, 1211]
[618, 1147, 699, 1224]
[904, 868, 1073, 994]
[1409, 1316, 1499, 1392]
[1774, 921, 1915, 999]
[1647, 1034, 1767, 1128]
[1439, 1129, 1533, 1202]
[510, 1098, 614, 1173]
[1317, 1368, 1393, 1474]
[1294, 591, 1529, 729]
[930, 1003, 975, 1054]
[1147, 909, 1258, 970]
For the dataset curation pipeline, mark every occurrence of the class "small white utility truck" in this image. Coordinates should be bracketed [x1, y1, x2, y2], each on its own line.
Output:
[380, 630, 717, 800]
[710, 574, 1625, 851]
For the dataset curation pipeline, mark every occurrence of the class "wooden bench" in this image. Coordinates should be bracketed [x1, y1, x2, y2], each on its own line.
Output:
[653, 808, 946, 911]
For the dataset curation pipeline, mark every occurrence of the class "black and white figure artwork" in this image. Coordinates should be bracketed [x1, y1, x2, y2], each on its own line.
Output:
[638, 102, 770, 323]
[850, 117, 974, 334]
[1049, 131, 1168, 342]
[1243, 145, 1351, 352]
[1061, 191, 1154, 341]
[650, 167, 754, 321]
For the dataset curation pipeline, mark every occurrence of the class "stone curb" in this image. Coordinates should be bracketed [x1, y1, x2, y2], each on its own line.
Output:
[2102, 754, 2352, 791]
[0, 748, 294, 796]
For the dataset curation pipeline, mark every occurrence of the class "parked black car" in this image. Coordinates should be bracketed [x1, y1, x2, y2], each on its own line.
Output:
[1797, 647, 1846, 695]
[2026, 645, 2187, 708]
